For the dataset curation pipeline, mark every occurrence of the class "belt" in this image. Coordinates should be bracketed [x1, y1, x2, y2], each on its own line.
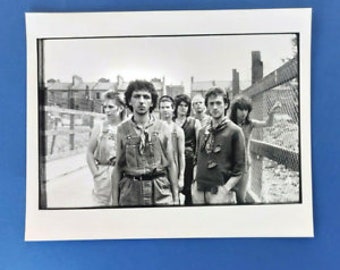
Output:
[124, 172, 166, 181]
[95, 158, 116, 166]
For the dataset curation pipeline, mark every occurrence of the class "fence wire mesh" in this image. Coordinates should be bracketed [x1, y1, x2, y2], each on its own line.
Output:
[244, 58, 300, 203]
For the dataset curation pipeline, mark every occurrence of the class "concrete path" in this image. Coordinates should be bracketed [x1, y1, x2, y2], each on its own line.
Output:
[45, 152, 88, 181]
[45, 152, 97, 208]
[44, 151, 187, 207]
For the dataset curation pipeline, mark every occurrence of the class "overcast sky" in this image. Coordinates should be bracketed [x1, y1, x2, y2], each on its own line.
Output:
[44, 34, 296, 90]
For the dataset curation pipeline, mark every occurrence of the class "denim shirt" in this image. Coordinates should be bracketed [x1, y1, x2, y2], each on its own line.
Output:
[117, 117, 170, 176]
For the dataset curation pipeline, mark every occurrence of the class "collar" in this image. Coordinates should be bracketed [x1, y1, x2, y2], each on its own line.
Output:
[196, 112, 208, 120]
[205, 117, 229, 134]
[131, 115, 155, 131]
[202, 117, 229, 154]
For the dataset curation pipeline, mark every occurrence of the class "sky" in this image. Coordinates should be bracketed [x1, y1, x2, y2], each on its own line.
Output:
[44, 33, 297, 91]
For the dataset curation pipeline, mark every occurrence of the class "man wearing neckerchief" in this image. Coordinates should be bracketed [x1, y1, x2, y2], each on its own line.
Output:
[111, 80, 179, 206]
[192, 88, 246, 205]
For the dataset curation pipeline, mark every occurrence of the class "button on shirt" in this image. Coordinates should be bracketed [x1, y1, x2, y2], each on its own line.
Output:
[117, 116, 170, 176]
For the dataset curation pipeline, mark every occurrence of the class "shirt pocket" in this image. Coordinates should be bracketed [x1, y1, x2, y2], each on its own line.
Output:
[147, 132, 164, 167]
[125, 135, 139, 168]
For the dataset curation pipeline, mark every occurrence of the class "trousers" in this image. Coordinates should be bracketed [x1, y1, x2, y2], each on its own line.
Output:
[192, 181, 237, 205]
[119, 175, 173, 206]
[92, 165, 114, 206]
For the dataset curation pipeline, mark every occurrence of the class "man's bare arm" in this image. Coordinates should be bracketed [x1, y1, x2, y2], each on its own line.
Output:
[252, 101, 281, 128]
[111, 129, 123, 206]
[86, 122, 100, 176]
[224, 129, 246, 191]
[177, 127, 185, 191]
[164, 129, 179, 204]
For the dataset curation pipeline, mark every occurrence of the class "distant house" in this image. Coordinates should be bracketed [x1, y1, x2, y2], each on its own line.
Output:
[190, 76, 251, 100]
[117, 77, 165, 98]
[191, 80, 232, 98]
[46, 81, 72, 108]
[46, 75, 115, 112]
[165, 85, 185, 98]
[46, 75, 166, 113]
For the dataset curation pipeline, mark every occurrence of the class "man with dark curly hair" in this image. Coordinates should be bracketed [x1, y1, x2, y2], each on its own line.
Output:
[111, 80, 179, 206]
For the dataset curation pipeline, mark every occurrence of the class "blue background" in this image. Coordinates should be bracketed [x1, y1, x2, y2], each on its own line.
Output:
[0, 1, 339, 269]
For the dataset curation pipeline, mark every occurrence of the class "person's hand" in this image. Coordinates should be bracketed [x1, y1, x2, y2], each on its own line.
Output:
[269, 101, 282, 114]
[221, 184, 237, 204]
[92, 168, 100, 177]
[173, 195, 180, 205]
[222, 183, 231, 193]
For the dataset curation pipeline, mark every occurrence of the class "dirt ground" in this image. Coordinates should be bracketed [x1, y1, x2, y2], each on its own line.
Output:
[260, 119, 300, 203]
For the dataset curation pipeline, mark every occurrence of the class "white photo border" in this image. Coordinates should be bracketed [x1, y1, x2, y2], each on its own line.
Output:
[26, 9, 313, 241]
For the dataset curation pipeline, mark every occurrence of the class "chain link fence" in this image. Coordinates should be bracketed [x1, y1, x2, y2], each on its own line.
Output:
[243, 57, 300, 203]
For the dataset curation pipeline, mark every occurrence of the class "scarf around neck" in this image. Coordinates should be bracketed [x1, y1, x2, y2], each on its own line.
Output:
[202, 117, 229, 154]
[131, 115, 155, 155]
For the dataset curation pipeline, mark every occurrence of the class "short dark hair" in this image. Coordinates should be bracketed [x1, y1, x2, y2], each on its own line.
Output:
[174, 94, 191, 118]
[124, 80, 158, 113]
[159, 95, 175, 108]
[229, 95, 253, 125]
[204, 87, 230, 111]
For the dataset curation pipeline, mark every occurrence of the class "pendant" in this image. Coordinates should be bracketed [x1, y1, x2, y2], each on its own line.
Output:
[213, 145, 221, 153]
[207, 160, 217, 169]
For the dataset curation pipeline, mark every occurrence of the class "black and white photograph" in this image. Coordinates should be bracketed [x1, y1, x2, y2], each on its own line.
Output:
[26, 9, 313, 240]
[40, 34, 299, 209]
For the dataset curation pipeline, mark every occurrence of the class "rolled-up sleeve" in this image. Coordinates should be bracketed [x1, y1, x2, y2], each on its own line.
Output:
[231, 128, 246, 177]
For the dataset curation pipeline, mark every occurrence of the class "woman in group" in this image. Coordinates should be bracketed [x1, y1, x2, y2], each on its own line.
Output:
[86, 90, 126, 206]
[173, 94, 201, 205]
[229, 95, 281, 203]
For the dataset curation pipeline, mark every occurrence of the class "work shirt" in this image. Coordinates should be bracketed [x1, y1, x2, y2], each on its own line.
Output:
[116, 116, 170, 176]
[116, 116, 174, 206]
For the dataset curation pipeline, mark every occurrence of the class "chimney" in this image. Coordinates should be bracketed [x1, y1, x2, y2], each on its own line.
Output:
[117, 75, 124, 85]
[232, 69, 240, 97]
[72, 75, 82, 87]
[251, 51, 263, 84]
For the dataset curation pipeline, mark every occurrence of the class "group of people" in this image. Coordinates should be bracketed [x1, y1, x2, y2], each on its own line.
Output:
[87, 79, 280, 207]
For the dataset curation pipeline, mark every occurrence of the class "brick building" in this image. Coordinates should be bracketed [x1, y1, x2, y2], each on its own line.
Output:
[46, 75, 165, 113]
[165, 85, 185, 98]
